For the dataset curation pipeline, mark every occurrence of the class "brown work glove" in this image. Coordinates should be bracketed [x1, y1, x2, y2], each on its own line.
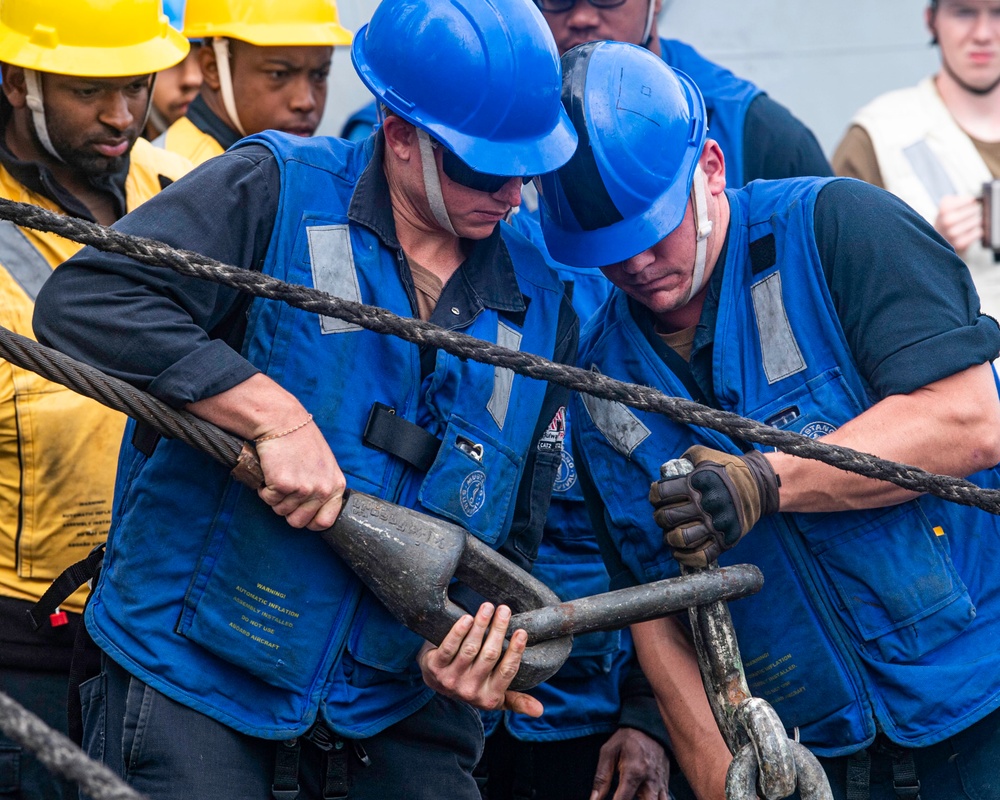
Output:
[648, 445, 780, 568]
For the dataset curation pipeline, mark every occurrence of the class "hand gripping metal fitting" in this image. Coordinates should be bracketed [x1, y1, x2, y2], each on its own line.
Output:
[324, 490, 763, 690]
[661, 458, 833, 800]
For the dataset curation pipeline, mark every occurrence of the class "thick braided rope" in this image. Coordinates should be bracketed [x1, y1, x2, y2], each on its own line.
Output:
[0, 690, 148, 800]
[5, 197, 1000, 514]
[0, 326, 243, 468]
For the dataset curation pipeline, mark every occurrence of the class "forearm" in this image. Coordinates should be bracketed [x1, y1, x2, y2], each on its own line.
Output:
[34, 147, 279, 405]
[769, 362, 1000, 513]
[632, 616, 730, 800]
[187, 374, 344, 531]
[185, 373, 310, 440]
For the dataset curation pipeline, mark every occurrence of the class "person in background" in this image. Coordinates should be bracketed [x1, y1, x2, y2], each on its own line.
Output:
[144, 0, 203, 140]
[833, 0, 1000, 322]
[537, 0, 832, 185]
[155, 0, 351, 165]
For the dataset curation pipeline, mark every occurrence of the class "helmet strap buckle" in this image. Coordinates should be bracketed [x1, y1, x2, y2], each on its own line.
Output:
[23, 69, 65, 164]
[687, 164, 713, 303]
[212, 37, 247, 138]
[416, 129, 458, 236]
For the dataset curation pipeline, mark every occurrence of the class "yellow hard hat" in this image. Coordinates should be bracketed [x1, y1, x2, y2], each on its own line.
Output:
[0, 0, 190, 77]
[183, 0, 353, 47]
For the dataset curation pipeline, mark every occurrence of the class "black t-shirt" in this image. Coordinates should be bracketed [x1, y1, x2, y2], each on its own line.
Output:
[741, 94, 833, 183]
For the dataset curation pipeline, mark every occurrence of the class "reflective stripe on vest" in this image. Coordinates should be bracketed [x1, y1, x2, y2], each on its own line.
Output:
[307, 224, 363, 334]
[0, 219, 52, 300]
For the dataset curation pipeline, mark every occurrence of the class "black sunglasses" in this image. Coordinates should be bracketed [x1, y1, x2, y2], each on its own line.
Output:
[440, 147, 531, 194]
[533, 0, 627, 13]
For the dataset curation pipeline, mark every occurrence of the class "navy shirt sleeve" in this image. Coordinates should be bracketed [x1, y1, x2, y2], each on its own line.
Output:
[742, 94, 833, 183]
[814, 179, 1000, 399]
[34, 145, 280, 407]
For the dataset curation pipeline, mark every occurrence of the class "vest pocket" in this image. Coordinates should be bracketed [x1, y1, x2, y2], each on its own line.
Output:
[11, 381, 122, 583]
[178, 486, 357, 693]
[418, 415, 520, 546]
[346, 592, 426, 676]
[798, 503, 975, 663]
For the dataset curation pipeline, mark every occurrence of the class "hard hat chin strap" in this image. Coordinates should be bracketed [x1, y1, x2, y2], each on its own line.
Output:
[23, 69, 65, 163]
[686, 164, 713, 304]
[416, 129, 458, 236]
[642, 0, 657, 47]
[141, 74, 159, 137]
[212, 38, 247, 137]
[145, 104, 169, 139]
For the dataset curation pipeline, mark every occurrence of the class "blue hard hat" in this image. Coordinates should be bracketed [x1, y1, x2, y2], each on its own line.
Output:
[162, 0, 186, 30]
[351, 0, 578, 177]
[537, 41, 708, 268]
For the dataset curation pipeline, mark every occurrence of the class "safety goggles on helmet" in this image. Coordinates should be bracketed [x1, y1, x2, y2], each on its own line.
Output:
[533, 0, 627, 13]
[439, 147, 530, 193]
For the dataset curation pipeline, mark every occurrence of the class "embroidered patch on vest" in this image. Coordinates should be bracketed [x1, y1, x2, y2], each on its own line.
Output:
[537, 406, 566, 454]
[751, 272, 806, 384]
[307, 224, 363, 334]
[581, 368, 651, 457]
[801, 420, 837, 439]
[488, 322, 522, 430]
[553, 448, 577, 493]
[460, 470, 487, 517]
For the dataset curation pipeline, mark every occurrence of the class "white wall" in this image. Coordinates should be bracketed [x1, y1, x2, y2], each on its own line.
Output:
[318, 0, 942, 159]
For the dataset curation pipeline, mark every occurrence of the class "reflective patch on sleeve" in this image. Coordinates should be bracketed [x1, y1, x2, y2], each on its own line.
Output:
[751, 272, 806, 385]
[0, 220, 52, 301]
[580, 366, 650, 457]
[488, 321, 522, 430]
[307, 224, 362, 334]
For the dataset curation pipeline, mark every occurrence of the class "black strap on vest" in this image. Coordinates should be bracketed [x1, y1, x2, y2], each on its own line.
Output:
[26, 543, 106, 744]
[271, 738, 301, 800]
[305, 722, 365, 800]
[25, 544, 105, 630]
[322, 744, 349, 800]
[846, 737, 921, 800]
[362, 402, 441, 473]
[749, 233, 777, 275]
[890, 747, 921, 799]
[846, 749, 870, 800]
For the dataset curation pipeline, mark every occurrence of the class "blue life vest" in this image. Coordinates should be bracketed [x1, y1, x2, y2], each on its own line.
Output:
[340, 100, 379, 142]
[573, 177, 1000, 756]
[86, 132, 566, 739]
[660, 39, 761, 188]
[497, 45, 757, 739]
[496, 207, 627, 741]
